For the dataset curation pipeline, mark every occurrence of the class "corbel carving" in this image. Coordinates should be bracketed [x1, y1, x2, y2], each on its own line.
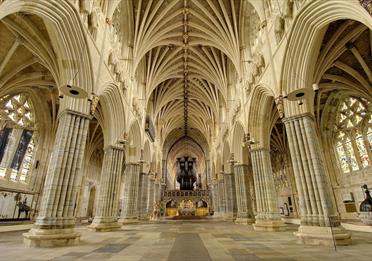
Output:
[275, 95, 284, 118]
[274, 15, 285, 43]
[89, 94, 99, 116]
[283, 0, 294, 19]
[79, 0, 88, 13]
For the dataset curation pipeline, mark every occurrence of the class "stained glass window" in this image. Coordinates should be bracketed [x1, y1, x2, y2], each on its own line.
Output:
[355, 131, 369, 167]
[19, 137, 35, 182]
[344, 139, 359, 171]
[336, 142, 349, 173]
[0, 94, 37, 183]
[334, 97, 371, 173]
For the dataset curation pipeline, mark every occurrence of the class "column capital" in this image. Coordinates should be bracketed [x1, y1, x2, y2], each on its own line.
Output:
[228, 153, 237, 167]
[250, 146, 269, 153]
[58, 109, 91, 121]
[125, 162, 140, 167]
[234, 163, 249, 168]
[104, 144, 125, 152]
[217, 171, 224, 180]
[282, 112, 315, 124]
[261, 20, 268, 29]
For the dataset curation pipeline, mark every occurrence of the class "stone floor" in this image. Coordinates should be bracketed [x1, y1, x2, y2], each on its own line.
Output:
[1, 221, 372, 261]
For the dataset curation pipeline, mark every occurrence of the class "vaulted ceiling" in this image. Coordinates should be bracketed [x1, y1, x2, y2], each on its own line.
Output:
[110, 0, 263, 184]
[116, 0, 252, 155]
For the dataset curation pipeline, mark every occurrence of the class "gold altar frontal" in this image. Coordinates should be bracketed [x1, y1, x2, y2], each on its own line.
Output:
[163, 190, 211, 218]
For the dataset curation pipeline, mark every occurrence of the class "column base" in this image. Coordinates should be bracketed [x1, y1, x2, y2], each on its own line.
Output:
[150, 216, 160, 221]
[253, 219, 286, 232]
[23, 228, 80, 248]
[88, 222, 121, 232]
[235, 217, 254, 225]
[211, 213, 224, 220]
[119, 217, 139, 224]
[223, 215, 236, 222]
[295, 225, 351, 246]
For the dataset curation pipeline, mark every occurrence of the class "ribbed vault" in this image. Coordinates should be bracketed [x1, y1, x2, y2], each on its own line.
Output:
[128, 0, 241, 152]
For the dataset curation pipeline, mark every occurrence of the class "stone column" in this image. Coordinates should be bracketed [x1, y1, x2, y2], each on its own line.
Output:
[217, 172, 226, 218]
[162, 159, 167, 184]
[211, 178, 219, 216]
[23, 110, 90, 247]
[234, 164, 255, 224]
[283, 113, 351, 246]
[154, 179, 161, 203]
[89, 144, 124, 231]
[138, 171, 149, 220]
[161, 182, 166, 198]
[147, 174, 155, 214]
[224, 170, 237, 221]
[251, 147, 286, 231]
[119, 163, 140, 223]
[205, 159, 211, 189]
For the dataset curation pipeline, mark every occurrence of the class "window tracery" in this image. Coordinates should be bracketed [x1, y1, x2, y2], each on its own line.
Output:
[0, 94, 37, 183]
[335, 97, 372, 173]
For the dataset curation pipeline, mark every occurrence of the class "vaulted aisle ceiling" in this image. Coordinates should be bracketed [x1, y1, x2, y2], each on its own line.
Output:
[126, 0, 244, 149]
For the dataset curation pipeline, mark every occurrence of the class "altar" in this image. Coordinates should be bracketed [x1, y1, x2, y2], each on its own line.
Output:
[163, 190, 210, 218]
[178, 200, 195, 216]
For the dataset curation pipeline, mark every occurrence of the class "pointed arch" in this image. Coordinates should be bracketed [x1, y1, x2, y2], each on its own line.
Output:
[0, 0, 94, 95]
[281, 0, 372, 116]
[222, 141, 231, 174]
[99, 83, 126, 147]
[246, 84, 277, 149]
[231, 121, 245, 164]
[127, 120, 142, 163]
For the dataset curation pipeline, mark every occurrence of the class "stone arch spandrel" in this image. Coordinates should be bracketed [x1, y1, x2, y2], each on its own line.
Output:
[280, 0, 372, 117]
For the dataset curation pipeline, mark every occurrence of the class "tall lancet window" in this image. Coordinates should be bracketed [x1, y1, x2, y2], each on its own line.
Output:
[0, 94, 37, 183]
[334, 97, 372, 173]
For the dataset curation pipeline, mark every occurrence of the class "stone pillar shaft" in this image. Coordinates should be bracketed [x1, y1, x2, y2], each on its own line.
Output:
[224, 172, 237, 220]
[90, 145, 124, 231]
[147, 177, 155, 214]
[205, 159, 211, 188]
[162, 159, 167, 183]
[120, 163, 140, 222]
[217, 174, 226, 216]
[154, 180, 161, 203]
[251, 148, 281, 220]
[284, 114, 337, 226]
[24, 110, 90, 247]
[251, 147, 285, 231]
[234, 164, 254, 224]
[284, 114, 351, 245]
[211, 179, 219, 215]
[36, 112, 89, 227]
[138, 172, 149, 219]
